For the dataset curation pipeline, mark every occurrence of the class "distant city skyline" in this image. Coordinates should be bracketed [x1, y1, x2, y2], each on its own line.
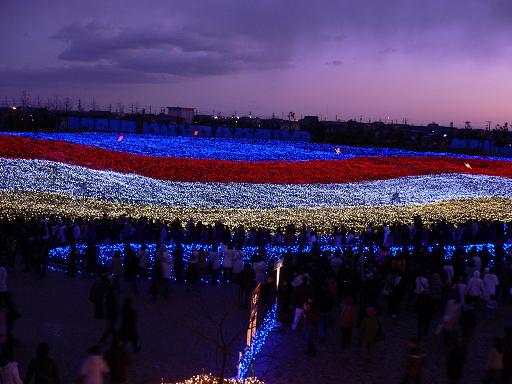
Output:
[1, 0, 512, 127]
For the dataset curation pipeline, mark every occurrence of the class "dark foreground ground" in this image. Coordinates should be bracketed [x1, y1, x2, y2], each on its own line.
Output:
[254, 299, 511, 384]
[8, 269, 511, 384]
[9, 270, 247, 383]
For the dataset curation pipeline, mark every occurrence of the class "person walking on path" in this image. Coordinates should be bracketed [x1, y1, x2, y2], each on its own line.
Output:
[503, 326, 512, 384]
[483, 337, 504, 384]
[360, 306, 381, 362]
[415, 291, 434, 341]
[100, 286, 119, 344]
[119, 299, 140, 353]
[78, 346, 110, 384]
[89, 273, 110, 320]
[401, 338, 426, 384]
[303, 297, 320, 356]
[25, 342, 60, 384]
[446, 339, 466, 384]
[105, 339, 130, 384]
[339, 297, 357, 349]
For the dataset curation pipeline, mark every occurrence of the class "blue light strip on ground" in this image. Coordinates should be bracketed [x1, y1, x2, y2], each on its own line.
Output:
[48, 242, 511, 272]
[237, 305, 278, 380]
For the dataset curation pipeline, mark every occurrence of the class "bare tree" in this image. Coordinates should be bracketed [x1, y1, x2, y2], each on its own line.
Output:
[63, 97, 73, 112]
[90, 98, 97, 111]
[21, 90, 30, 108]
[175, 294, 247, 383]
[53, 95, 61, 111]
[116, 101, 125, 115]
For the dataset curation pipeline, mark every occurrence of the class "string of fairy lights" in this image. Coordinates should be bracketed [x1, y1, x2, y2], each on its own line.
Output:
[48, 242, 510, 269]
[2, 159, 512, 209]
[1, 191, 511, 232]
[7, 131, 510, 161]
[168, 374, 264, 384]
[2, 131, 511, 383]
[237, 305, 278, 380]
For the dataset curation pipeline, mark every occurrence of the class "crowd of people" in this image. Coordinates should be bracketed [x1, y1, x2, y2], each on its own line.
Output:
[274, 239, 512, 383]
[0, 214, 511, 262]
[0, 214, 512, 383]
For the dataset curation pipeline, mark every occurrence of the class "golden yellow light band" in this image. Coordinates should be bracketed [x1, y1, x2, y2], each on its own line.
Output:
[1, 191, 512, 232]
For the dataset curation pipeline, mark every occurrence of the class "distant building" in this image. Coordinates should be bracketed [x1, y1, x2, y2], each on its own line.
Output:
[167, 106, 195, 125]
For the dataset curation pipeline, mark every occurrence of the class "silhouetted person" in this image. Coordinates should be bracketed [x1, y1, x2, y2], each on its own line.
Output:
[503, 326, 512, 384]
[483, 337, 504, 384]
[25, 342, 60, 384]
[0, 292, 20, 346]
[401, 338, 426, 384]
[120, 299, 140, 352]
[446, 339, 466, 384]
[415, 293, 434, 340]
[89, 273, 109, 320]
[105, 339, 130, 384]
[67, 243, 78, 278]
[100, 286, 119, 344]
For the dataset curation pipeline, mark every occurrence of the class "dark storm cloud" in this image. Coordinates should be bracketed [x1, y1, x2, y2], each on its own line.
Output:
[2, 0, 512, 86]
[52, 22, 234, 62]
[51, 21, 289, 77]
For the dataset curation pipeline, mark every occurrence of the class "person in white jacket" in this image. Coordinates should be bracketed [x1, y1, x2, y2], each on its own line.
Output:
[483, 268, 499, 301]
[253, 257, 267, 284]
[1, 360, 23, 384]
[78, 346, 110, 384]
[466, 270, 485, 301]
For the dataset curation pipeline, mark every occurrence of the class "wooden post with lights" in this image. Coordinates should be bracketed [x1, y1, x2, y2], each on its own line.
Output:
[274, 257, 284, 324]
[274, 257, 284, 295]
[246, 283, 261, 347]
[237, 283, 261, 379]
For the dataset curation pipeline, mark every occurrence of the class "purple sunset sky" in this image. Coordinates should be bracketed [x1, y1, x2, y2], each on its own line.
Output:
[1, 0, 511, 126]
